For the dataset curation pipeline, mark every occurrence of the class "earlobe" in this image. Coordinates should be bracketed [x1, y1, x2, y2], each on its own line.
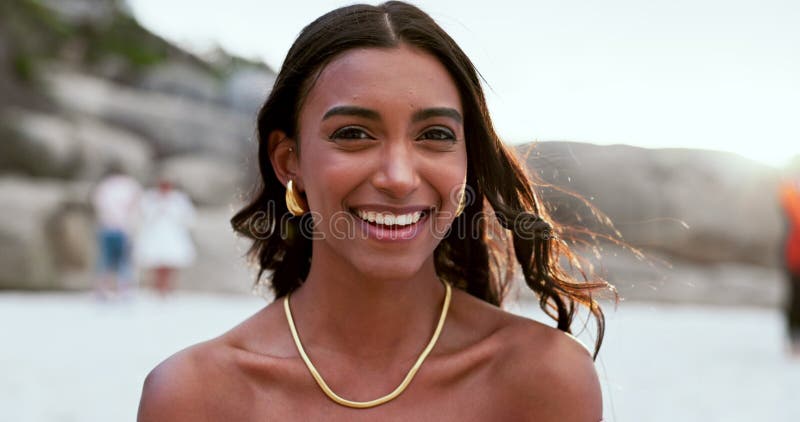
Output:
[268, 130, 301, 188]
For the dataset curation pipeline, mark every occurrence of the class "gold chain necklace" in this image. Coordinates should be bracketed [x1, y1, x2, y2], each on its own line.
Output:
[283, 280, 452, 409]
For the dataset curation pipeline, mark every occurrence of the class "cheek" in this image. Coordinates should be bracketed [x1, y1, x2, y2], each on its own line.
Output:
[427, 150, 468, 203]
[299, 144, 367, 212]
[423, 149, 467, 236]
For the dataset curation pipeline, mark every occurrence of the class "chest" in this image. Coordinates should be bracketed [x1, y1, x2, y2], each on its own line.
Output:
[257, 379, 502, 421]
[226, 353, 511, 421]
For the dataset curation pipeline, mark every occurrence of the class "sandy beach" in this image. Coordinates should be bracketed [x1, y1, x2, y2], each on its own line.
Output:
[1, 291, 798, 421]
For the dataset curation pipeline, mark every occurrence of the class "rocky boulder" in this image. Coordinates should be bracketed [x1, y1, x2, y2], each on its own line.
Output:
[0, 111, 81, 178]
[0, 177, 92, 289]
[46, 70, 254, 160]
[0, 109, 154, 181]
[139, 61, 222, 104]
[158, 154, 246, 207]
[522, 141, 783, 267]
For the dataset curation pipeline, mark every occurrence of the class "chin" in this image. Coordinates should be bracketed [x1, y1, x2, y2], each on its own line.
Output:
[350, 254, 429, 282]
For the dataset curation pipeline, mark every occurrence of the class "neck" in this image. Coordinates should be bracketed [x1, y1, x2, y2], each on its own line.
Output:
[286, 253, 446, 362]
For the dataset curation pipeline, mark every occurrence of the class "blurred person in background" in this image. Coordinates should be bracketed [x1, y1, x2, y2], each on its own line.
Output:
[134, 178, 196, 297]
[779, 174, 800, 356]
[91, 164, 142, 300]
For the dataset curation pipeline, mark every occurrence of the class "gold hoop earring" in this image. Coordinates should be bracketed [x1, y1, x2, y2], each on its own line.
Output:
[286, 179, 307, 216]
[454, 190, 467, 217]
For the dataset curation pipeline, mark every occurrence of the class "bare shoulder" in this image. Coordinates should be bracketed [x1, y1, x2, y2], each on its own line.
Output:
[137, 300, 296, 421]
[445, 290, 601, 420]
[493, 314, 603, 421]
[137, 341, 221, 422]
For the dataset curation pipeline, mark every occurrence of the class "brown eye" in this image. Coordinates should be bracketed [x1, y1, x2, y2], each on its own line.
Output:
[329, 126, 373, 140]
[418, 127, 456, 142]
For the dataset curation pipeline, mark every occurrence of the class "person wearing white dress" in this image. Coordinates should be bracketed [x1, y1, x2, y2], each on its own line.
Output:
[135, 179, 196, 296]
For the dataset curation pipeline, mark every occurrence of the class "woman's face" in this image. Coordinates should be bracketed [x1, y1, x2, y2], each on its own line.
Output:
[294, 44, 468, 280]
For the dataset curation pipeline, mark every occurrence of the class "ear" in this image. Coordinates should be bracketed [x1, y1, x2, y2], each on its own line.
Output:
[268, 130, 302, 190]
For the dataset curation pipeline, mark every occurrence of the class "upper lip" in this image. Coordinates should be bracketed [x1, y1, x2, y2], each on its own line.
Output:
[349, 205, 434, 214]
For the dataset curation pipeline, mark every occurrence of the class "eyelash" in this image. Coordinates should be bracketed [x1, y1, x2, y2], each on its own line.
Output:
[418, 127, 456, 142]
[328, 126, 456, 142]
[328, 126, 373, 140]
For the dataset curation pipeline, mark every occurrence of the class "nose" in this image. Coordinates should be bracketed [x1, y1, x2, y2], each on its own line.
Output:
[371, 140, 419, 200]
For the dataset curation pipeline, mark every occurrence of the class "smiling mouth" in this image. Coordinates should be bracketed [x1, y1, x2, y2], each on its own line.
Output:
[349, 208, 431, 228]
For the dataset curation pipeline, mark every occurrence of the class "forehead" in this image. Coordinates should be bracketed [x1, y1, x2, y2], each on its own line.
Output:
[302, 45, 462, 117]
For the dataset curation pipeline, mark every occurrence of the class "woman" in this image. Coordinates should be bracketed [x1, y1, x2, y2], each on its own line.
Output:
[139, 2, 612, 420]
[134, 178, 196, 297]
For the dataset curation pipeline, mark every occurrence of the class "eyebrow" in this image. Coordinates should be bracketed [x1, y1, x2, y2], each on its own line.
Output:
[411, 107, 463, 124]
[322, 106, 380, 121]
[321, 106, 463, 124]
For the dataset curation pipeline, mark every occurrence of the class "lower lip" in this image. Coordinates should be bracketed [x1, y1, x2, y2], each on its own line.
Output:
[352, 212, 428, 242]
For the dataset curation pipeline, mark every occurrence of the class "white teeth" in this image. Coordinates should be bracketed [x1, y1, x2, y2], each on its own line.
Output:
[353, 209, 424, 226]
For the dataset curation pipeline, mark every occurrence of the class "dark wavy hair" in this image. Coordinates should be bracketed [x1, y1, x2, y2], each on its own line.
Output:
[231, 1, 615, 358]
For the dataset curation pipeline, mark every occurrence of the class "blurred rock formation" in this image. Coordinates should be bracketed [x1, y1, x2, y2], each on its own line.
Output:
[520, 142, 784, 305]
[0, 0, 271, 292]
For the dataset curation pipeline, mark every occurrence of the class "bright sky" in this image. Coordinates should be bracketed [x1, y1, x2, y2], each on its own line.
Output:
[127, 0, 799, 168]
